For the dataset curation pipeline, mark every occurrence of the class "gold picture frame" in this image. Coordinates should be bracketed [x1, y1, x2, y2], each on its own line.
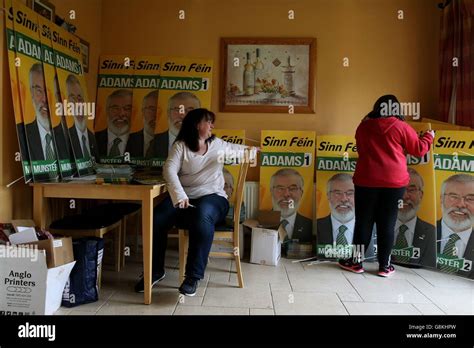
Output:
[220, 37, 316, 113]
[79, 38, 90, 73]
[27, 0, 55, 22]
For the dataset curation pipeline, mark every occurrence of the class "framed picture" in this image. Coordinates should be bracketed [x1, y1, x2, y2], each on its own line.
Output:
[27, 0, 55, 21]
[79, 38, 90, 73]
[220, 38, 316, 113]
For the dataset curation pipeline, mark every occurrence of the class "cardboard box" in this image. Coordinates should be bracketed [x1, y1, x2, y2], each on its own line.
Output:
[11, 219, 36, 233]
[245, 211, 287, 266]
[0, 244, 75, 315]
[20, 237, 74, 269]
[8, 220, 73, 269]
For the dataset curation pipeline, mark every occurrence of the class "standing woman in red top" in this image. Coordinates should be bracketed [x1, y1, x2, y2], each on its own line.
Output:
[339, 95, 435, 277]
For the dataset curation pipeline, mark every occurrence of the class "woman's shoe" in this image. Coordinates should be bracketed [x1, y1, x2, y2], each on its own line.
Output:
[178, 277, 199, 296]
[134, 272, 166, 293]
[338, 258, 365, 274]
[377, 264, 395, 277]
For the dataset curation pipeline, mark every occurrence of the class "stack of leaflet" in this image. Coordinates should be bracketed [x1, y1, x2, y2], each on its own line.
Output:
[66, 174, 97, 183]
[95, 164, 134, 184]
[132, 167, 165, 185]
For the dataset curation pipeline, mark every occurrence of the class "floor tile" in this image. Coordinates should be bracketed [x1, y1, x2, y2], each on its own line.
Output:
[412, 303, 446, 315]
[91, 249, 471, 315]
[66, 299, 107, 313]
[287, 267, 355, 293]
[177, 295, 204, 306]
[348, 277, 431, 304]
[337, 292, 363, 302]
[250, 308, 275, 315]
[174, 306, 249, 315]
[203, 286, 273, 309]
[410, 286, 474, 315]
[412, 268, 474, 289]
[272, 291, 348, 315]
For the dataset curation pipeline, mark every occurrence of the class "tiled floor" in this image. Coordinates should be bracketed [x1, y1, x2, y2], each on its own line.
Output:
[56, 250, 474, 315]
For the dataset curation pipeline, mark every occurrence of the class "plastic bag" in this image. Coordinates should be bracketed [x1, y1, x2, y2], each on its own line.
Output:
[62, 237, 104, 307]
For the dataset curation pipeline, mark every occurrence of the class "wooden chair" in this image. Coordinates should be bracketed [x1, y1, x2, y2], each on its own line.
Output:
[178, 161, 249, 288]
[88, 203, 141, 268]
[50, 202, 142, 271]
[49, 214, 123, 272]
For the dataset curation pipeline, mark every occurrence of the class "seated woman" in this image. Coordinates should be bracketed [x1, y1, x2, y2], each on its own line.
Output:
[135, 108, 255, 296]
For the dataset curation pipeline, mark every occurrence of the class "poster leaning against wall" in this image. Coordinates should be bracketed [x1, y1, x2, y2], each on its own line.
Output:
[129, 56, 161, 166]
[37, 16, 76, 178]
[10, 0, 60, 182]
[5, 0, 32, 182]
[260, 130, 315, 258]
[434, 130, 474, 279]
[95, 55, 135, 164]
[52, 25, 96, 176]
[151, 57, 213, 167]
[390, 122, 437, 269]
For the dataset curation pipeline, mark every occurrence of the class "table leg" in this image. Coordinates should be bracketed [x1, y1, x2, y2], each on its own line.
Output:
[33, 185, 46, 229]
[142, 192, 154, 305]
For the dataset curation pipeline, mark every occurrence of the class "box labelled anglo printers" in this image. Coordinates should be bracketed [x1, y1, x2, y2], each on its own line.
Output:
[245, 211, 287, 266]
[0, 239, 75, 315]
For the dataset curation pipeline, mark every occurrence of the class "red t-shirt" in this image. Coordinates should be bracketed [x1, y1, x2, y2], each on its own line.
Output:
[353, 117, 433, 188]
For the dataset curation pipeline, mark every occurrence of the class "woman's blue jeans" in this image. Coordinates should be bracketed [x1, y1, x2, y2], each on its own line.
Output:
[152, 193, 229, 279]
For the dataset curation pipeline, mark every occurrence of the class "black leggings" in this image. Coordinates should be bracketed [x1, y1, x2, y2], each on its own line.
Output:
[352, 185, 406, 267]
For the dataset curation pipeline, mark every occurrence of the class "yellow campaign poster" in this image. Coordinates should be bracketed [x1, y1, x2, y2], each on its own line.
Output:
[129, 56, 161, 165]
[211, 129, 246, 255]
[152, 56, 213, 166]
[315, 135, 364, 259]
[37, 16, 76, 178]
[51, 26, 96, 176]
[433, 130, 474, 279]
[391, 122, 437, 268]
[5, 0, 32, 181]
[260, 130, 315, 258]
[213, 129, 246, 204]
[95, 55, 135, 164]
[11, 0, 59, 182]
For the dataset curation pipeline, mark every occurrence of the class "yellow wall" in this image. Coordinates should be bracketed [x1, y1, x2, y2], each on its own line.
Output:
[0, 0, 102, 220]
[100, 0, 440, 180]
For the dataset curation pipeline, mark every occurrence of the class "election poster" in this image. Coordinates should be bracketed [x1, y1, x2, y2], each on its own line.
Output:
[5, 0, 32, 182]
[212, 129, 246, 255]
[316, 135, 361, 260]
[52, 27, 96, 176]
[433, 130, 474, 279]
[260, 130, 315, 258]
[129, 56, 161, 166]
[213, 129, 246, 204]
[315, 135, 380, 262]
[95, 55, 135, 164]
[37, 16, 76, 178]
[152, 57, 213, 167]
[391, 122, 437, 268]
[10, 0, 60, 182]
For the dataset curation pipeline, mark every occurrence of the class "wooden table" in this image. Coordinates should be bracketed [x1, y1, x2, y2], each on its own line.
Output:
[32, 183, 166, 305]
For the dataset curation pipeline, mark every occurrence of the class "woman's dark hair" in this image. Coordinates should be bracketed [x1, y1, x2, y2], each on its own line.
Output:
[366, 94, 405, 121]
[175, 108, 216, 152]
